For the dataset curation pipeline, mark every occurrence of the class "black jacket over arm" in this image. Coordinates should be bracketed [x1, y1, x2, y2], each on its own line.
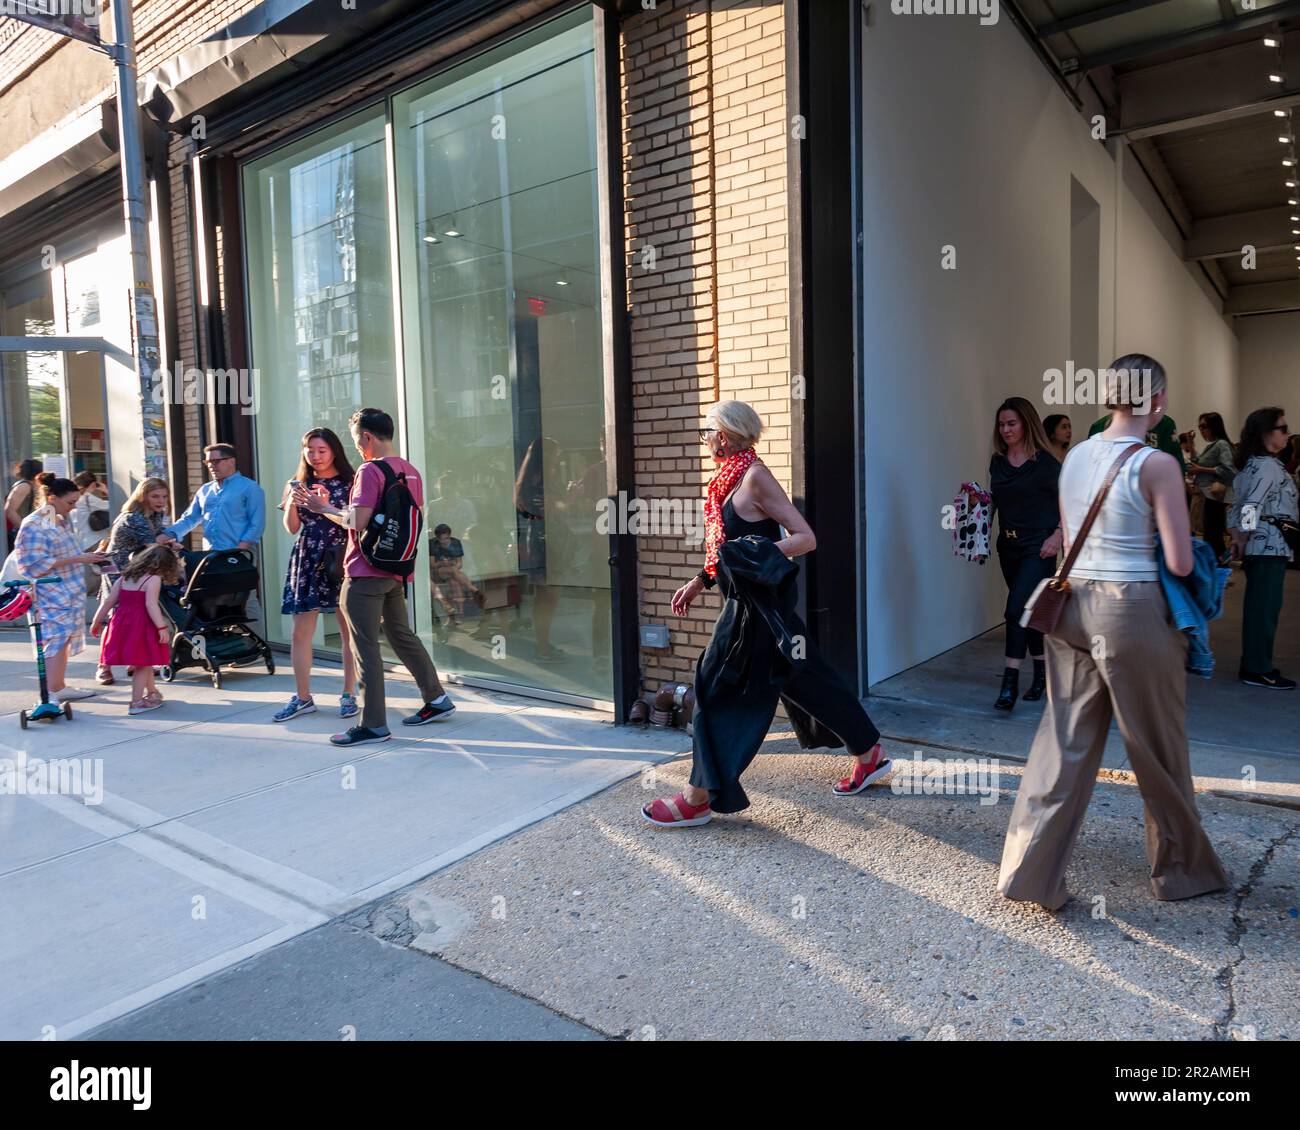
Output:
[690, 535, 878, 812]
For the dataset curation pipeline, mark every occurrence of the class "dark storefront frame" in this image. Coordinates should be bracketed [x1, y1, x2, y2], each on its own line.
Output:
[185, 1, 637, 715]
[786, 0, 868, 695]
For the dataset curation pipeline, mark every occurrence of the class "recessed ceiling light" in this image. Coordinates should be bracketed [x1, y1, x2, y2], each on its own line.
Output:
[556, 279, 569, 286]
[444, 229, 461, 237]
[1285, 159, 1296, 167]
[1275, 109, 1288, 118]
[1265, 37, 1280, 48]
[1270, 74, 1285, 84]
[422, 235, 439, 244]
[1281, 136, 1294, 143]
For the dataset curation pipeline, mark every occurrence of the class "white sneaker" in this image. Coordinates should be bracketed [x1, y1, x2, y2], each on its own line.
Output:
[55, 686, 97, 701]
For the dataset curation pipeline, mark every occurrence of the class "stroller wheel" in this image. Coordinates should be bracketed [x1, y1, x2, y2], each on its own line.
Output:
[211, 670, 223, 689]
[264, 654, 276, 675]
[162, 665, 176, 683]
[19, 710, 28, 729]
[62, 702, 73, 720]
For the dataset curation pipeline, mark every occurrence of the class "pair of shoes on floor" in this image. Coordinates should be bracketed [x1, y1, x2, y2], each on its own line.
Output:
[128, 690, 164, 716]
[995, 662, 1046, 710]
[276, 693, 362, 722]
[329, 695, 456, 745]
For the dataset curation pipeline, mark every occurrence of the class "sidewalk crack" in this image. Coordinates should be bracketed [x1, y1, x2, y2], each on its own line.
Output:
[1213, 825, 1296, 1040]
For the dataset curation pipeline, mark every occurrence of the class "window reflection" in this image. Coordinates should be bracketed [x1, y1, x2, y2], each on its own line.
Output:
[395, 10, 612, 699]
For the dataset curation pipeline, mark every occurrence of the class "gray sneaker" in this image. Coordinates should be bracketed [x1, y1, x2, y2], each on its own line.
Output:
[274, 695, 316, 722]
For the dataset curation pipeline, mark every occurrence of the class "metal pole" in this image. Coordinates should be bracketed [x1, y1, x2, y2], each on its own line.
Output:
[107, 0, 168, 481]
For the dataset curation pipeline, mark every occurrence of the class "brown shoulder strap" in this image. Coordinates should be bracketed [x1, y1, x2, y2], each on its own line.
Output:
[1058, 441, 1144, 583]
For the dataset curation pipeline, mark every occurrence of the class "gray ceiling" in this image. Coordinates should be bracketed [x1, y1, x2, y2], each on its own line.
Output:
[1016, 0, 1300, 314]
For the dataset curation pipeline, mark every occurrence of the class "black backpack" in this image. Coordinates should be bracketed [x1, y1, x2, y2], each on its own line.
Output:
[358, 459, 423, 579]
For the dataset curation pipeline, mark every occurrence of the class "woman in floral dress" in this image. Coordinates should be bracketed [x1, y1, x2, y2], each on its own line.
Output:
[12, 475, 112, 702]
[274, 427, 359, 721]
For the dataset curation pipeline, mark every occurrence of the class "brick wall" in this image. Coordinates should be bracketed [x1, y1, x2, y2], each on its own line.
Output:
[621, 0, 791, 692]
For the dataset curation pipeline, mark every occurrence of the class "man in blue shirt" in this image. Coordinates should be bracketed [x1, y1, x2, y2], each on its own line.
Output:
[159, 444, 265, 551]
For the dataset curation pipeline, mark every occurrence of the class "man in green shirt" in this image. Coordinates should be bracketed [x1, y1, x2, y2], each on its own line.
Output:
[1088, 412, 1186, 471]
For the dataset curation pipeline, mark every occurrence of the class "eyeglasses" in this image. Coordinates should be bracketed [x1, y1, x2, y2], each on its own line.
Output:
[204, 456, 233, 466]
[1272, 423, 1290, 435]
[698, 428, 718, 441]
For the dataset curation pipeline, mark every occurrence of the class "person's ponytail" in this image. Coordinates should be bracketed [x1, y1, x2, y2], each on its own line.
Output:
[35, 473, 78, 505]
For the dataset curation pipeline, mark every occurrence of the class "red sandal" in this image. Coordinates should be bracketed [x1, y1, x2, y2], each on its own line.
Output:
[833, 746, 893, 796]
[642, 792, 713, 828]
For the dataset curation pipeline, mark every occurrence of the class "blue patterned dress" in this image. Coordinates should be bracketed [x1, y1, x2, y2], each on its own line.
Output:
[13, 509, 86, 657]
[281, 476, 350, 614]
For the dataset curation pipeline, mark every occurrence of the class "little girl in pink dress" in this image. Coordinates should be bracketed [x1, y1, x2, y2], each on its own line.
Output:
[92, 545, 183, 715]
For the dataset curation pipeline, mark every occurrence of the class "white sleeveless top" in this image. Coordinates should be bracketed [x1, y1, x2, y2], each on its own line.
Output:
[1059, 434, 1158, 582]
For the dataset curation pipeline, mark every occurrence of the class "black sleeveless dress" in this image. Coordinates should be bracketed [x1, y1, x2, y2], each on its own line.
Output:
[689, 489, 881, 813]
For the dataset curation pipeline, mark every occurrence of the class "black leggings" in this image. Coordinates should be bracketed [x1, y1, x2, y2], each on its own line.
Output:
[998, 535, 1056, 660]
[1202, 498, 1227, 558]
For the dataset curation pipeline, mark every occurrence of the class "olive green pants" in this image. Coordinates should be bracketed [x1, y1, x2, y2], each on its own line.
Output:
[340, 575, 444, 731]
[1241, 555, 1287, 676]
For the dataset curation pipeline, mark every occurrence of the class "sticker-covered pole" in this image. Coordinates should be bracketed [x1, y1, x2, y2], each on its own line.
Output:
[107, 0, 167, 480]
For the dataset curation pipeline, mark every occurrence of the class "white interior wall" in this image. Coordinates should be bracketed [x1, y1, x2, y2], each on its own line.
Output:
[859, 10, 1241, 686]
[1236, 312, 1300, 422]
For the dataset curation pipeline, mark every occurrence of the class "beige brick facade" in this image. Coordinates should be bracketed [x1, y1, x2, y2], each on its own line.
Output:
[1, 0, 796, 706]
[621, 0, 791, 691]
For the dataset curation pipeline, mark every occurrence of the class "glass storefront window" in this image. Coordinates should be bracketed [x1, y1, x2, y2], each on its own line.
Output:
[393, 8, 611, 701]
[243, 108, 398, 650]
[241, 9, 613, 703]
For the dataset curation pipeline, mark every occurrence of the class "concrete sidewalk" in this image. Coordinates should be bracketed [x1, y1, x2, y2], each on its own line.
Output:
[0, 634, 687, 1040]
[358, 740, 1298, 1041]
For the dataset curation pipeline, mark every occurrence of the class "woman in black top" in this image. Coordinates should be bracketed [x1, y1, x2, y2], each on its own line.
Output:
[988, 398, 1062, 710]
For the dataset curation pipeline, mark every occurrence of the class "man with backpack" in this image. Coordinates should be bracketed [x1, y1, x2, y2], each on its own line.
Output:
[300, 407, 454, 745]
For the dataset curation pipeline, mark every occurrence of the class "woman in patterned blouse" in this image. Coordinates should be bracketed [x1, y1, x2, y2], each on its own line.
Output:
[12, 475, 112, 702]
[1229, 407, 1298, 690]
[97, 477, 173, 684]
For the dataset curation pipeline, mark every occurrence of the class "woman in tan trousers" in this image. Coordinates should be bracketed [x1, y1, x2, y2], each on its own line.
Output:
[998, 355, 1228, 910]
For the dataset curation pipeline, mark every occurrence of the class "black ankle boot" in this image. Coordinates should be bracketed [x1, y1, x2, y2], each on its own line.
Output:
[1021, 659, 1046, 701]
[994, 667, 1019, 711]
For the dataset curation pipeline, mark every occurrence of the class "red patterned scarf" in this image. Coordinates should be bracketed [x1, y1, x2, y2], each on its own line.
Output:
[703, 448, 759, 578]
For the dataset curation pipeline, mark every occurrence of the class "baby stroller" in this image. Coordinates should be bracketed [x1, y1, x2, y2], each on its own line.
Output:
[159, 548, 275, 689]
